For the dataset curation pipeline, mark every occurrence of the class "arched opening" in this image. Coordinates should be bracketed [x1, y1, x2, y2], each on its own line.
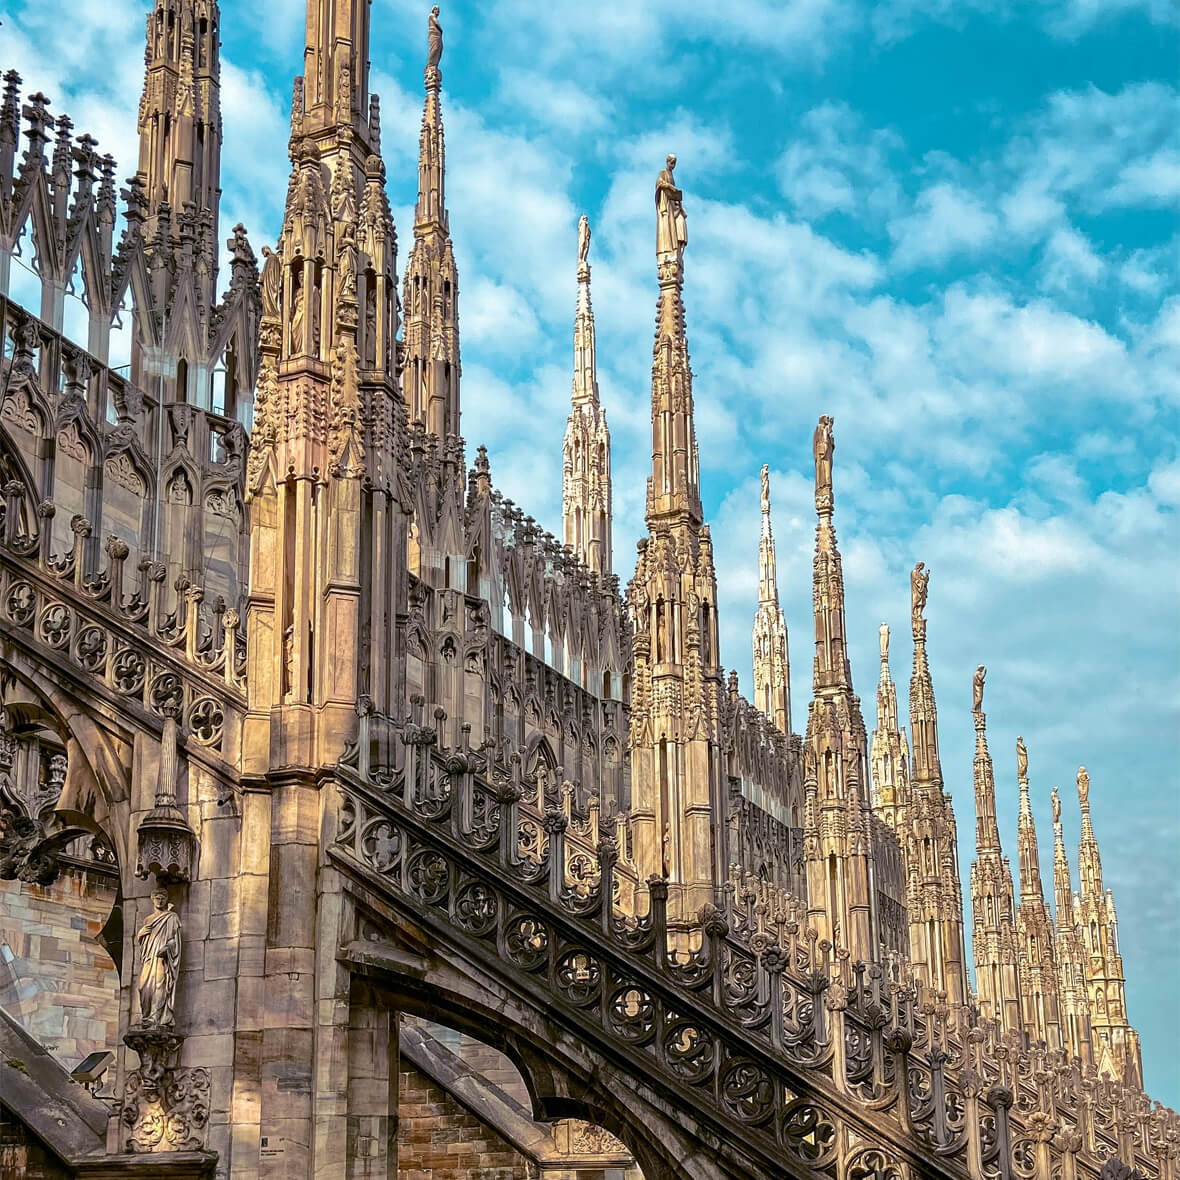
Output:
[0, 685, 121, 1081]
[61, 253, 90, 349]
[8, 220, 42, 317]
[397, 1016, 645, 1180]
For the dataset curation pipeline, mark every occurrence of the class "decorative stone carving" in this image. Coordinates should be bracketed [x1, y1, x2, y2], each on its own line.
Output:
[134, 705, 197, 882]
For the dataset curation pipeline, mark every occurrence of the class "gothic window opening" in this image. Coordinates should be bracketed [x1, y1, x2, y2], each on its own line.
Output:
[174, 357, 189, 404]
[62, 253, 90, 347]
[9, 221, 42, 317]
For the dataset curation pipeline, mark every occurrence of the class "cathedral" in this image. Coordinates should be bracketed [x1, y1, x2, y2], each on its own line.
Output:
[0, 2, 1170, 1178]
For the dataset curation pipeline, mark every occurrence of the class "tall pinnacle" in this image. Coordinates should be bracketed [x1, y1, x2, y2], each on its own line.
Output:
[972, 666, 1001, 855]
[752, 465, 791, 732]
[1076, 766, 1102, 898]
[1015, 737, 1045, 904]
[572, 214, 598, 406]
[811, 415, 853, 695]
[870, 621, 909, 822]
[563, 215, 612, 575]
[758, 465, 779, 604]
[402, 4, 460, 437]
[876, 624, 900, 734]
[1050, 787, 1073, 922]
[415, 4, 447, 232]
[646, 154, 701, 527]
[908, 562, 942, 787]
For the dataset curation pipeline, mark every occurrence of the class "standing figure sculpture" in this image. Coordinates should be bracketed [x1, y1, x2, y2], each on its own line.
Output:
[972, 665, 986, 713]
[760, 464, 770, 515]
[260, 247, 282, 320]
[578, 214, 591, 266]
[1077, 765, 1089, 806]
[136, 888, 182, 1028]
[813, 416, 834, 498]
[655, 154, 688, 259]
[427, 6, 443, 70]
[910, 561, 929, 628]
[1016, 736, 1028, 780]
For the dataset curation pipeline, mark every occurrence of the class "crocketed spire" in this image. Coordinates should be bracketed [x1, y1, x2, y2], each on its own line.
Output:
[562, 215, 612, 576]
[1013, 737, 1062, 1048]
[752, 465, 791, 733]
[402, 5, 460, 439]
[646, 153, 701, 528]
[969, 666, 1022, 1032]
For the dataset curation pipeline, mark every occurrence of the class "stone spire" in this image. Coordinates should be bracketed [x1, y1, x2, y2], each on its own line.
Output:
[751, 465, 790, 734]
[898, 565, 967, 1006]
[244, 3, 407, 1166]
[1076, 765, 1101, 898]
[245, 0, 403, 725]
[968, 668, 1022, 1032]
[870, 623, 909, 828]
[628, 156, 724, 925]
[136, 0, 222, 297]
[801, 417, 877, 961]
[810, 416, 853, 696]
[646, 154, 701, 528]
[402, 5, 460, 441]
[1073, 767, 1143, 1086]
[1013, 738, 1063, 1048]
[1052, 785, 1094, 1067]
[562, 215, 612, 576]
[907, 563, 940, 785]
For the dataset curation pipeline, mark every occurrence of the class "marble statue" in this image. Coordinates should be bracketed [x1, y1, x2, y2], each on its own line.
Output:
[760, 464, 770, 515]
[137, 888, 182, 1028]
[973, 665, 986, 713]
[578, 214, 590, 265]
[427, 6, 443, 69]
[1017, 736, 1028, 780]
[813, 416, 834, 495]
[261, 247, 281, 319]
[655, 154, 688, 258]
[910, 562, 928, 627]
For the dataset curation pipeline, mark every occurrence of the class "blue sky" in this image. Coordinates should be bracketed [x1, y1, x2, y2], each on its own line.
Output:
[4, 0, 1178, 1104]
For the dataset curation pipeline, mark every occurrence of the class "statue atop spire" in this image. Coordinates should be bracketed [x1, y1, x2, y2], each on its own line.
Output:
[972, 664, 986, 713]
[578, 212, 591, 266]
[813, 415, 834, 509]
[910, 561, 928, 633]
[655, 153, 687, 261]
[428, 5, 444, 72]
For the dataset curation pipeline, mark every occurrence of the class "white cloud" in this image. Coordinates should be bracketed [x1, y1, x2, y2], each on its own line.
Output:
[889, 182, 1000, 269]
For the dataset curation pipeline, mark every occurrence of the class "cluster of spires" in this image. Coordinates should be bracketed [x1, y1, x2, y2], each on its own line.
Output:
[31, 0, 1144, 1090]
[386, 4, 1142, 1084]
